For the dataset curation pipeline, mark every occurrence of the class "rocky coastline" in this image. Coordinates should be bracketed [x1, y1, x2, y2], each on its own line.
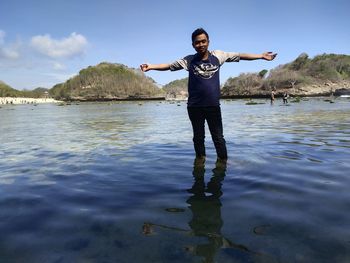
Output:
[221, 80, 350, 99]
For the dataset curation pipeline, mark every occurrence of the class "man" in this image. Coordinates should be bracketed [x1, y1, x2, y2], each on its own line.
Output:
[283, 92, 289, 104]
[271, 89, 275, 104]
[140, 28, 277, 164]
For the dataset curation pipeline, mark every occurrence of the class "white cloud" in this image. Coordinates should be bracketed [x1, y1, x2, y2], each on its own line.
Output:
[30, 32, 88, 59]
[0, 31, 88, 89]
[52, 62, 66, 70]
[0, 30, 21, 60]
[0, 48, 20, 59]
[0, 30, 5, 44]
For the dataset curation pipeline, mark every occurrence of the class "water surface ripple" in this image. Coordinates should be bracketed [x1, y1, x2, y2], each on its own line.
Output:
[0, 98, 349, 262]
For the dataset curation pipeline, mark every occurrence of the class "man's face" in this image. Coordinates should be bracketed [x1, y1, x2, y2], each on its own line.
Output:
[192, 33, 209, 55]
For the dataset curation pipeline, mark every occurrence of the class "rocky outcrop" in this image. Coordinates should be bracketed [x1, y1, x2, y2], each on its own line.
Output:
[297, 80, 350, 96]
[49, 62, 164, 101]
[222, 53, 350, 98]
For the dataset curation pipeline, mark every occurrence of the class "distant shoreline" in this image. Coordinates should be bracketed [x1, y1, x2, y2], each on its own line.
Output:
[65, 96, 166, 102]
[220, 93, 333, 99]
[0, 97, 62, 105]
[1, 94, 348, 106]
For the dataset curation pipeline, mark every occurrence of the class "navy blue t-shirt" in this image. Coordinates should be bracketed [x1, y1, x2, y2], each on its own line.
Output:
[170, 50, 240, 107]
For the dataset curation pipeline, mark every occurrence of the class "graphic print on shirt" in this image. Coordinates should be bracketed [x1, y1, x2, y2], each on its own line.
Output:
[193, 63, 219, 79]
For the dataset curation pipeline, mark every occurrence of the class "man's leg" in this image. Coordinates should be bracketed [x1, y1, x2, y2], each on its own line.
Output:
[205, 106, 227, 160]
[187, 107, 206, 158]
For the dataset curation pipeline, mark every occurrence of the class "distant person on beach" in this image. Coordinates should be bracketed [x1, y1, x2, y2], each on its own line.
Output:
[140, 28, 277, 164]
[283, 92, 289, 104]
[270, 90, 275, 104]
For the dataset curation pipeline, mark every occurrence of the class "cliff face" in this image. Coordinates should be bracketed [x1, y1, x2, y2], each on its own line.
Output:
[222, 79, 350, 98]
[296, 80, 350, 96]
[162, 78, 188, 100]
[222, 53, 350, 97]
[49, 62, 164, 101]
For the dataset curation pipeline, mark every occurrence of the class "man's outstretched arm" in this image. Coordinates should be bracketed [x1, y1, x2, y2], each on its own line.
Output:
[140, 63, 171, 72]
[240, 52, 277, 61]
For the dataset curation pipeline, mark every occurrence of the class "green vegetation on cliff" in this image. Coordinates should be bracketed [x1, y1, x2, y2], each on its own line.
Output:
[163, 78, 188, 94]
[49, 62, 163, 100]
[2, 54, 349, 100]
[265, 53, 350, 89]
[0, 81, 49, 98]
[0, 81, 21, 97]
[222, 53, 350, 97]
[162, 53, 350, 98]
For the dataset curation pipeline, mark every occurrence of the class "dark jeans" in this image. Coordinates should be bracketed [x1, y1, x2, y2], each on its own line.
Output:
[187, 106, 227, 159]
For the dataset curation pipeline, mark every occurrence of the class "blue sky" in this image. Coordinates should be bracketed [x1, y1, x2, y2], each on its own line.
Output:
[0, 0, 349, 90]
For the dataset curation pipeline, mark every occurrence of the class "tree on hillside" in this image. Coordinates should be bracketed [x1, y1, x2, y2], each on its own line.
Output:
[264, 67, 308, 93]
[305, 54, 350, 81]
[289, 53, 309, 71]
[222, 73, 262, 95]
[0, 82, 21, 97]
[258, 69, 268, 78]
[162, 78, 188, 99]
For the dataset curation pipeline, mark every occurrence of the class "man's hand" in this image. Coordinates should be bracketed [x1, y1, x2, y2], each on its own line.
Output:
[140, 63, 150, 72]
[140, 63, 171, 71]
[262, 52, 277, 61]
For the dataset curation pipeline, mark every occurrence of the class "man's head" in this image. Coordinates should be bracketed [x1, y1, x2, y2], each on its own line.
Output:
[191, 28, 209, 55]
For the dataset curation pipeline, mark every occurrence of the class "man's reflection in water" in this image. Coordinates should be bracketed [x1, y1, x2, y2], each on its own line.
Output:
[142, 160, 269, 262]
[185, 159, 248, 262]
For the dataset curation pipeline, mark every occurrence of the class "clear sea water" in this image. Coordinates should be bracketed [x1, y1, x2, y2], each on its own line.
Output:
[0, 98, 349, 263]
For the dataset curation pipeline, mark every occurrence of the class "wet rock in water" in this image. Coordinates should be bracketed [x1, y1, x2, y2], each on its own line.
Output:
[253, 224, 272, 235]
[246, 101, 259, 105]
[142, 222, 154, 235]
[165, 208, 185, 213]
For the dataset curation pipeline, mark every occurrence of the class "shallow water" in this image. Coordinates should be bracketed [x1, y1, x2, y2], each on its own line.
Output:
[0, 98, 349, 263]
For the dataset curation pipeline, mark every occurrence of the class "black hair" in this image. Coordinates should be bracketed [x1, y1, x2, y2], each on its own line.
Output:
[191, 28, 209, 43]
